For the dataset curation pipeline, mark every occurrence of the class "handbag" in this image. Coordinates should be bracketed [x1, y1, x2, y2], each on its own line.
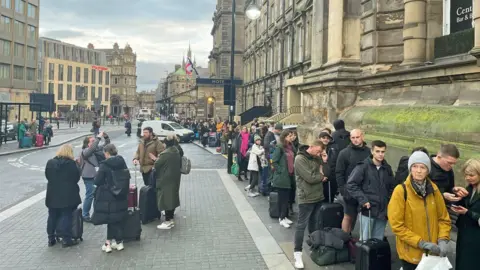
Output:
[416, 254, 453, 270]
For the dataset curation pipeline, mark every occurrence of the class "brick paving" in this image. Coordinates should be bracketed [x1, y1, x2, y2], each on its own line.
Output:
[0, 143, 268, 270]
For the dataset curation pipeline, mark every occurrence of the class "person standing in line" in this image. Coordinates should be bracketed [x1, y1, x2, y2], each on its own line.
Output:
[78, 131, 110, 223]
[388, 151, 451, 270]
[335, 129, 371, 234]
[347, 140, 395, 241]
[154, 135, 182, 230]
[292, 140, 328, 269]
[133, 127, 165, 186]
[271, 130, 296, 228]
[45, 144, 81, 248]
[245, 134, 267, 197]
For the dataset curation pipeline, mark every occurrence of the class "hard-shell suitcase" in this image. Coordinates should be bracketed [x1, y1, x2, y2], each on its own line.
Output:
[355, 210, 391, 270]
[123, 209, 142, 242]
[318, 182, 344, 229]
[268, 191, 279, 218]
[128, 167, 139, 209]
[139, 185, 161, 224]
[35, 134, 44, 147]
[21, 136, 32, 148]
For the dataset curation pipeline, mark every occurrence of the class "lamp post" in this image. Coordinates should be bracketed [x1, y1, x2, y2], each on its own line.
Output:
[227, 0, 261, 174]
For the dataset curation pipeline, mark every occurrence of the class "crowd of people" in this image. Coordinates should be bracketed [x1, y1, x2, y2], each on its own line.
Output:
[44, 128, 184, 252]
[228, 118, 478, 270]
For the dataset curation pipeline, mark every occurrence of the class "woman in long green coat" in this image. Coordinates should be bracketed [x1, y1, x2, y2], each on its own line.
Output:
[451, 158, 480, 270]
[154, 135, 182, 230]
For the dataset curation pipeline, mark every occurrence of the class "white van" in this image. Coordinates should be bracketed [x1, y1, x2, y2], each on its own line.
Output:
[140, 120, 194, 142]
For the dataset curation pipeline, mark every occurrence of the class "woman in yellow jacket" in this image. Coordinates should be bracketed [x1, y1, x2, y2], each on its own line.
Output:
[388, 151, 451, 270]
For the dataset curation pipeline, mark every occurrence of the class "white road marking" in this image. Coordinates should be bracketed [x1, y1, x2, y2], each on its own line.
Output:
[118, 143, 127, 148]
[0, 191, 46, 223]
[7, 158, 17, 162]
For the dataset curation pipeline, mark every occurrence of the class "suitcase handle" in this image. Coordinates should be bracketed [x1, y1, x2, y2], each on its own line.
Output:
[134, 164, 138, 187]
[359, 208, 372, 241]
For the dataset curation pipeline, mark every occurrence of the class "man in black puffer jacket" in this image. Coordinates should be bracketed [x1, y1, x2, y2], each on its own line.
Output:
[335, 129, 370, 234]
[331, 119, 350, 152]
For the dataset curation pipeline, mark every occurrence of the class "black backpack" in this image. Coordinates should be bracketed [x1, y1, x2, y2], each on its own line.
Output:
[108, 168, 131, 197]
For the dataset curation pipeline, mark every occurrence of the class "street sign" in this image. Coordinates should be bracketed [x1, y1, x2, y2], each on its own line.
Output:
[224, 84, 236, 106]
[29, 93, 55, 112]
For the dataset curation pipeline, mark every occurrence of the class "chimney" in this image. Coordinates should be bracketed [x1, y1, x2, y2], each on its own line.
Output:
[87, 43, 94, 49]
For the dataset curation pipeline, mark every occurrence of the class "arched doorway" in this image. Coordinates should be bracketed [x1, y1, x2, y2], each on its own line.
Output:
[111, 95, 121, 116]
[206, 96, 215, 119]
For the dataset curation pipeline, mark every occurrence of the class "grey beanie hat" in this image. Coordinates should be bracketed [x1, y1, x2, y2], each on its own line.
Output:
[408, 151, 431, 172]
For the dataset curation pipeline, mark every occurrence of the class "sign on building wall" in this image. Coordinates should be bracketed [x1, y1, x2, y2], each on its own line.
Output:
[450, 0, 473, 33]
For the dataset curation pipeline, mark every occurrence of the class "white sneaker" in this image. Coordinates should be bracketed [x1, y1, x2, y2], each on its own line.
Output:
[102, 243, 112, 253]
[279, 218, 290, 228]
[244, 185, 251, 191]
[157, 221, 175, 230]
[252, 191, 260, 197]
[284, 217, 293, 225]
[294, 251, 304, 269]
[247, 190, 257, 197]
[114, 242, 124, 251]
[110, 240, 117, 249]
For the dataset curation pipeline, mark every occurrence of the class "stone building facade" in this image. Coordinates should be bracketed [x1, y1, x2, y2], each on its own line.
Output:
[97, 43, 137, 116]
[136, 90, 155, 111]
[243, 0, 480, 185]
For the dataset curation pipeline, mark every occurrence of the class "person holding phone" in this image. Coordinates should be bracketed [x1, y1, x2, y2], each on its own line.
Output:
[451, 158, 480, 270]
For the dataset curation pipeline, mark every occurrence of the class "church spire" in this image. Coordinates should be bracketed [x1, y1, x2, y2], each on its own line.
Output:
[187, 41, 192, 59]
[182, 54, 185, 68]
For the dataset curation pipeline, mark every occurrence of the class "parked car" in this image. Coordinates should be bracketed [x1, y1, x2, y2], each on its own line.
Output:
[141, 120, 194, 142]
[0, 120, 16, 141]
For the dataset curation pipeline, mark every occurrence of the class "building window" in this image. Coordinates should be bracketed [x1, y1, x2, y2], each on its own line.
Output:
[99, 70, 103, 84]
[58, 84, 63, 100]
[98, 87, 102, 101]
[105, 88, 109, 101]
[67, 65, 72, 82]
[27, 25, 35, 39]
[75, 67, 80, 82]
[0, 63, 9, 79]
[15, 0, 24, 14]
[14, 20, 23, 36]
[106, 71, 110, 85]
[27, 3, 36, 18]
[67, 85, 72, 100]
[83, 67, 88, 83]
[2, 0, 11, 9]
[114, 77, 118, 84]
[91, 86, 95, 100]
[0, 39, 10, 56]
[91, 69, 96, 84]
[1, 16, 11, 33]
[443, 0, 474, 35]
[26, 46, 34, 60]
[48, 82, 54, 94]
[26, 67, 34, 81]
[13, 65, 23, 80]
[13, 43, 23, 57]
[48, 63, 54, 80]
[58, 64, 64, 81]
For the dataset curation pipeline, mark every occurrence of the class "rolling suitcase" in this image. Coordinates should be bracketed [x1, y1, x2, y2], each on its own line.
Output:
[318, 182, 344, 229]
[21, 136, 32, 148]
[355, 210, 391, 270]
[128, 167, 139, 209]
[35, 134, 44, 147]
[268, 191, 279, 218]
[123, 209, 142, 242]
[139, 184, 161, 224]
[56, 208, 83, 242]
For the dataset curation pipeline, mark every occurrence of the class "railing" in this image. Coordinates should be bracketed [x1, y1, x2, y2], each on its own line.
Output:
[268, 106, 303, 123]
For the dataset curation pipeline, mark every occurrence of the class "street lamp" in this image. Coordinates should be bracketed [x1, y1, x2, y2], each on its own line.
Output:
[227, 0, 261, 174]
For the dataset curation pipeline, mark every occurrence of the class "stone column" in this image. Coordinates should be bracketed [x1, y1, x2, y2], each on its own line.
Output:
[326, 0, 344, 65]
[470, 0, 480, 58]
[309, 0, 327, 70]
[402, 0, 427, 66]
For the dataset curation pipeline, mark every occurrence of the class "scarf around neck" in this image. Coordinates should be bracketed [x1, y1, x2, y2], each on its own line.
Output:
[411, 179, 427, 197]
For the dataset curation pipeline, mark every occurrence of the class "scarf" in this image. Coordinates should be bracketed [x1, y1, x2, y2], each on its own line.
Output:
[411, 179, 427, 197]
[240, 132, 250, 158]
[285, 143, 294, 175]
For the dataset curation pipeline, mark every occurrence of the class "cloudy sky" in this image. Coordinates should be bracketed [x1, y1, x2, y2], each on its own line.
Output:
[39, 0, 215, 90]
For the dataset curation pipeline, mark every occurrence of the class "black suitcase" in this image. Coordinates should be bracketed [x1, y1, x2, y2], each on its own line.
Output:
[355, 210, 391, 270]
[139, 185, 161, 224]
[56, 208, 83, 242]
[123, 209, 142, 242]
[318, 182, 343, 229]
[269, 191, 279, 218]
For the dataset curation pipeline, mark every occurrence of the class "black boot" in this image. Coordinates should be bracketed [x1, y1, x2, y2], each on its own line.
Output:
[48, 237, 56, 247]
[62, 239, 79, 248]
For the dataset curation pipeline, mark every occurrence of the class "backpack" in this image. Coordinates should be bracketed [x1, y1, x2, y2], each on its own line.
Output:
[108, 168, 131, 197]
[180, 156, 191, 174]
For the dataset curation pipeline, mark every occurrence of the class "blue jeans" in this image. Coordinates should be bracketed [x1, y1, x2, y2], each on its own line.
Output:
[82, 178, 95, 218]
[294, 202, 323, 252]
[359, 215, 387, 241]
[47, 207, 74, 242]
[260, 166, 270, 194]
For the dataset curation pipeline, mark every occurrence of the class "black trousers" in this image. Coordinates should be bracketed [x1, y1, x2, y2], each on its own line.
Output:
[107, 221, 124, 242]
[249, 171, 259, 190]
[276, 188, 290, 219]
[401, 260, 417, 270]
[165, 209, 175, 221]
